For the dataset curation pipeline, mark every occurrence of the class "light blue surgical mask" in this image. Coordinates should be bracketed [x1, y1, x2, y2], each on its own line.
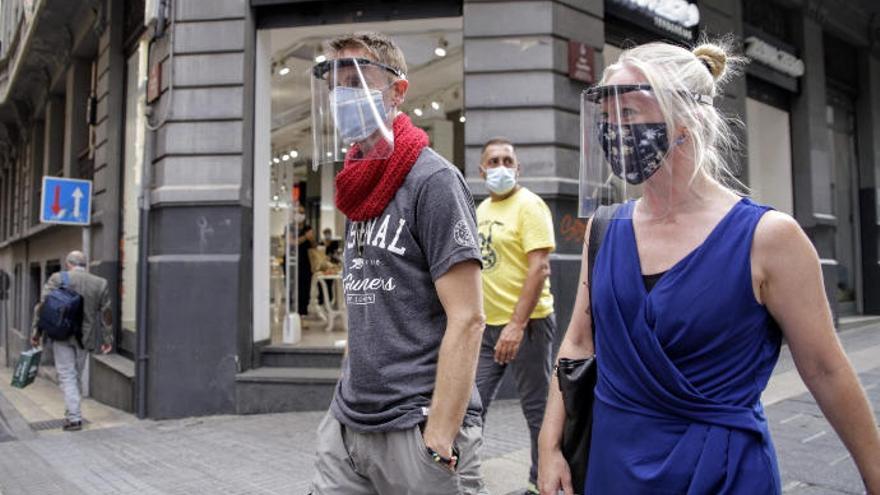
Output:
[331, 86, 388, 144]
[485, 166, 517, 195]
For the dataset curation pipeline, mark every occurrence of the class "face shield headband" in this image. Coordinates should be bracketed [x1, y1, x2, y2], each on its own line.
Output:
[583, 84, 713, 106]
[311, 57, 405, 81]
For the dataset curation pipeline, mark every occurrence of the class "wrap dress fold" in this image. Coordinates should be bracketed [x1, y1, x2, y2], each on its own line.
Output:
[587, 198, 783, 494]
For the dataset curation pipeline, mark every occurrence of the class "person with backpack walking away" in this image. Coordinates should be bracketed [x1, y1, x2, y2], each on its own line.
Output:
[30, 251, 113, 432]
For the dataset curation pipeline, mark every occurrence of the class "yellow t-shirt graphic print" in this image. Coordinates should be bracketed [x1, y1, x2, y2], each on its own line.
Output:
[477, 187, 556, 326]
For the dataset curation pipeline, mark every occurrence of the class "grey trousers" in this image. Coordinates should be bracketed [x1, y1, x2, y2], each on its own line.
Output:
[53, 338, 89, 422]
[309, 411, 489, 494]
[475, 315, 556, 485]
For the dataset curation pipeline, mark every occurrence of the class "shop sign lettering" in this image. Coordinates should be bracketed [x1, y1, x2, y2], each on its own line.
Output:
[613, 0, 700, 27]
[744, 36, 805, 78]
[609, 0, 700, 40]
[568, 41, 596, 84]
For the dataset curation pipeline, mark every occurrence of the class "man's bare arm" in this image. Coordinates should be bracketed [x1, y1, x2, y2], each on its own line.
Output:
[423, 260, 486, 459]
[494, 248, 551, 363]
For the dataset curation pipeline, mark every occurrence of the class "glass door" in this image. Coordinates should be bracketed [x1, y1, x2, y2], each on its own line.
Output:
[254, 18, 465, 348]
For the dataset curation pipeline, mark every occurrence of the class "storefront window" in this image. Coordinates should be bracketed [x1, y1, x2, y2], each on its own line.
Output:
[255, 18, 464, 347]
[120, 39, 148, 346]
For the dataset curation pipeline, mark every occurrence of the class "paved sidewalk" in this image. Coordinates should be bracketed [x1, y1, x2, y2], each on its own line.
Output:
[0, 321, 877, 494]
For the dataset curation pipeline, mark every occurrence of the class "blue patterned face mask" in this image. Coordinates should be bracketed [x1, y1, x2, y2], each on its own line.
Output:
[599, 122, 669, 185]
[331, 86, 388, 144]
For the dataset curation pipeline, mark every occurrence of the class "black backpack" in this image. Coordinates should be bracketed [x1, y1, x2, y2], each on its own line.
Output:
[38, 271, 84, 346]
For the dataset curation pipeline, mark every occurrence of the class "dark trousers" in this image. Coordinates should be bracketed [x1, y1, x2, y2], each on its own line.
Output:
[475, 315, 556, 485]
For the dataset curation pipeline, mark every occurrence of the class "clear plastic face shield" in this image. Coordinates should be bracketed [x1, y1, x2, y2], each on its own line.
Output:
[311, 57, 404, 170]
[579, 84, 681, 219]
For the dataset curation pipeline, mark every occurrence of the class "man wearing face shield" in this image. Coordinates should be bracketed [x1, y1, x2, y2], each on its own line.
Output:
[537, 40, 880, 495]
[309, 32, 488, 494]
[474, 138, 556, 495]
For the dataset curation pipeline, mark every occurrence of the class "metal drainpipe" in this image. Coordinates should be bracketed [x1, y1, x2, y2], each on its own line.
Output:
[135, 115, 153, 420]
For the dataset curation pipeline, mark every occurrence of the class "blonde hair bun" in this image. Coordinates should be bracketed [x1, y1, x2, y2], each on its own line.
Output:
[693, 43, 728, 81]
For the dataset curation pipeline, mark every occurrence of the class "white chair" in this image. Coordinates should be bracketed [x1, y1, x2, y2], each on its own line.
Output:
[316, 274, 346, 333]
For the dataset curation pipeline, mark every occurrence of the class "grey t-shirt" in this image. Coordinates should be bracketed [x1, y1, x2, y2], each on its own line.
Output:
[331, 148, 484, 432]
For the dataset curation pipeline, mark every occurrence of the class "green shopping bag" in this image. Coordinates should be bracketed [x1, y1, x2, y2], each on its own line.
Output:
[11, 347, 42, 389]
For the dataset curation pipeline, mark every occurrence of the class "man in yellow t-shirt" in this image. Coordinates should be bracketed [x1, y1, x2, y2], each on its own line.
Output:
[475, 137, 556, 494]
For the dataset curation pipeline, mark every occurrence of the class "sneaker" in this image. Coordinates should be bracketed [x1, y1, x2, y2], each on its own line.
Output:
[62, 419, 82, 432]
[524, 481, 539, 495]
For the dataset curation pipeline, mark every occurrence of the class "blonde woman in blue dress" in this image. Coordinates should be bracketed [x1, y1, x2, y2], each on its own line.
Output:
[537, 38, 880, 495]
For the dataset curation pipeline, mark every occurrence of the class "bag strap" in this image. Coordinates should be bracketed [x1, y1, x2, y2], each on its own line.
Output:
[587, 204, 621, 334]
[61, 271, 69, 287]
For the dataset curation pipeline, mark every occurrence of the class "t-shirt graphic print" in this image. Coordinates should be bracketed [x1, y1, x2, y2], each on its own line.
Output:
[332, 148, 483, 432]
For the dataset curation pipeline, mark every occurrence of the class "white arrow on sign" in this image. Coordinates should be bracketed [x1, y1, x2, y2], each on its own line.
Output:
[72, 187, 84, 219]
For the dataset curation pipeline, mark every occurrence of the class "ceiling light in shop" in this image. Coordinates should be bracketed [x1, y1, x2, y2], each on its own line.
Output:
[434, 38, 448, 58]
[326, 152, 333, 157]
[273, 158, 280, 164]
[278, 66, 290, 76]
[413, 108, 423, 117]
[459, 115, 466, 123]
[272, 195, 279, 201]
[341, 147, 348, 153]
[431, 101, 440, 110]
[289, 150, 299, 158]
[282, 154, 290, 161]
[315, 55, 327, 63]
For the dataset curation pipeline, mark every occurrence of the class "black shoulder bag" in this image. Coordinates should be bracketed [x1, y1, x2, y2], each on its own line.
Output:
[556, 203, 619, 494]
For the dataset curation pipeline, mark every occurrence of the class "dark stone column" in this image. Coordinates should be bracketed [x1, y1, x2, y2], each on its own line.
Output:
[463, 0, 603, 347]
[790, 13, 838, 321]
[855, 51, 880, 314]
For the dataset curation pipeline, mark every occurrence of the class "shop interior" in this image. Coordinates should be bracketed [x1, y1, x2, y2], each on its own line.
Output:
[261, 18, 465, 347]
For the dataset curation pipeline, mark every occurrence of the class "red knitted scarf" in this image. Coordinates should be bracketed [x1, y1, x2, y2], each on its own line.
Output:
[335, 113, 429, 221]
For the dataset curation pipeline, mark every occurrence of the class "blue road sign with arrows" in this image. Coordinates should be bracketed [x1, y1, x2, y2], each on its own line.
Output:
[40, 176, 92, 226]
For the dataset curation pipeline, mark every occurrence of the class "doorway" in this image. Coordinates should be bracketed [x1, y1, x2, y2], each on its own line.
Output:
[253, 16, 465, 348]
[827, 90, 862, 315]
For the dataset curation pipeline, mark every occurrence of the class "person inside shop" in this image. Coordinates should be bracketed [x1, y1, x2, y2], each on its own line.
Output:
[308, 31, 488, 494]
[325, 238, 342, 265]
[288, 205, 316, 317]
[537, 39, 880, 494]
[321, 228, 334, 246]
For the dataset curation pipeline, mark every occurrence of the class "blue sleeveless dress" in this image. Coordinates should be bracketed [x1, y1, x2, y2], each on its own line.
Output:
[587, 198, 783, 494]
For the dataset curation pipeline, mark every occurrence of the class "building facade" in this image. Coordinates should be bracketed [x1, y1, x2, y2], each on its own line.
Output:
[0, 0, 878, 419]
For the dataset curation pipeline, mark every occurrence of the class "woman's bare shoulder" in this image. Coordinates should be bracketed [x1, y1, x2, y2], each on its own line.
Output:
[753, 210, 819, 278]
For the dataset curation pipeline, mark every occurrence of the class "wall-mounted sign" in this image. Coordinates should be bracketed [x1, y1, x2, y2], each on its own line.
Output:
[147, 62, 162, 104]
[568, 41, 596, 84]
[744, 36, 805, 78]
[40, 176, 92, 226]
[606, 0, 700, 41]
